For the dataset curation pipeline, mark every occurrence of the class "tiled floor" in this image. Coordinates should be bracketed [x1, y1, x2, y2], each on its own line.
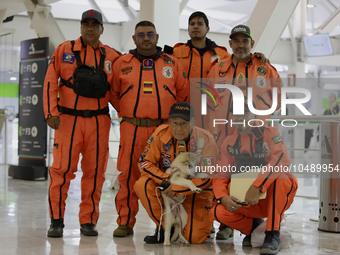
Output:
[0, 119, 340, 254]
[0, 165, 339, 255]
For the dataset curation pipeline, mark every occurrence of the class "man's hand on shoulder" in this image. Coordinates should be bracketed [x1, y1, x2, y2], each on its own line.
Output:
[254, 52, 269, 65]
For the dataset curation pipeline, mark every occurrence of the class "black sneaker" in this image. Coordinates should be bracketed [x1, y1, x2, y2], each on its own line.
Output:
[144, 226, 164, 243]
[47, 218, 64, 238]
[80, 223, 98, 236]
[144, 226, 175, 244]
[260, 231, 281, 255]
[242, 218, 264, 246]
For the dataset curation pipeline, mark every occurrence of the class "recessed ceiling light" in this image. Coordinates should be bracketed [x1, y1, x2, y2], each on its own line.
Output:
[307, 4, 315, 8]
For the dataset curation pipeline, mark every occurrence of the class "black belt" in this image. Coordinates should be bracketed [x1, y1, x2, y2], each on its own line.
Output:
[58, 106, 109, 117]
[122, 116, 168, 127]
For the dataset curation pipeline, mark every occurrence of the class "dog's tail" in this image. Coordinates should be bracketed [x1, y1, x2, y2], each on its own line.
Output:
[170, 225, 180, 242]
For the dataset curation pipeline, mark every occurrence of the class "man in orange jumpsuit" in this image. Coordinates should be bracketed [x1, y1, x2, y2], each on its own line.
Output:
[210, 103, 298, 255]
[111, 21, 188, 237]
[43, 10, 120, 237]
[173, 11, 230, 129]
[207, 25, 282, 149]
[173, 12, 268, 129]
[134, 102, 218, 244]
[173, 12, 271, 239]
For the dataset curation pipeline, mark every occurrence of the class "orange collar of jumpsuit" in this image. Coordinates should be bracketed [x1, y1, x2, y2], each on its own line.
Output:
[173, 40, 228, 57]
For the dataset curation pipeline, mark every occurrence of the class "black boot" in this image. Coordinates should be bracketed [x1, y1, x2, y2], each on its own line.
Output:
[260, 230, 281, 255]
[47, 218, 64, 238]
[144, 226, 164, 243]
[242, 218, 264, 246]
[80, 223, 98, 236]
[144, 226, 175, 244]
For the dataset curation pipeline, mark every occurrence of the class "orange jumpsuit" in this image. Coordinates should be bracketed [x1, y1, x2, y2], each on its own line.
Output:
[110, 48, 188, 228]
[43, 37, 120, 225]
[134, 124, 218, 243]
[173, 39, 230, 128]
[207, 54, 282, 148]
[210, 126, 298, 235]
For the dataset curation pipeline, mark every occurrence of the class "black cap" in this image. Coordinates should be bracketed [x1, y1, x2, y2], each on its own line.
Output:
[230, 24, 253, 39]
[169, 102, 194, 121]
[81, 9, 103, 25]
[189, 11, 209, 27]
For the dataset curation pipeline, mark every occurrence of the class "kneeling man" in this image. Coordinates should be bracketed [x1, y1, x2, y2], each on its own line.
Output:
[134, 102, 218, 244]
[210, 101, 298, 255]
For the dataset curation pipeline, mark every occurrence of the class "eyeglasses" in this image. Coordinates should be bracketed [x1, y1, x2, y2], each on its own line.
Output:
[136, 32, 156, 39]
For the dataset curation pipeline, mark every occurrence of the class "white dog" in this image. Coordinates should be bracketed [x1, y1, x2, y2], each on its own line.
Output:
[161, 152, 209, 246]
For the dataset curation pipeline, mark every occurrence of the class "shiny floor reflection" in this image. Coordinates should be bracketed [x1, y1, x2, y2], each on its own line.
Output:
[0, 166, 339, 255]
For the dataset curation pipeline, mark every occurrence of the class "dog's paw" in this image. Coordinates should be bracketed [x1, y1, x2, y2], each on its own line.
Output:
[180, 238, 189, 244]
[192, 188, 202, 193]
[163, 241, 171, 246]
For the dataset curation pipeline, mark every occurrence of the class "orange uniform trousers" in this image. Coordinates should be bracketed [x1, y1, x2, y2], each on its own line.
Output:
[115, 121, 158, 228]
[49, 113, 110, 225]
[210, 177, 297, 235]
[134, 175, 213, 244]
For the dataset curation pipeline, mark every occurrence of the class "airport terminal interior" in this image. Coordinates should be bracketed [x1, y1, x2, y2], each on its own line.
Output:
[1, 0, 340, 254]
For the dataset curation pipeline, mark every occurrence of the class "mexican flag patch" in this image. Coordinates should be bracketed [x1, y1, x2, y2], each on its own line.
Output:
[272, 136, 283, 144]
[203, 157, 214, 166]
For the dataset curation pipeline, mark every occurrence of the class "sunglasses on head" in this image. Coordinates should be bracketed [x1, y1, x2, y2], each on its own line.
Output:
[136, 32, 156, 39]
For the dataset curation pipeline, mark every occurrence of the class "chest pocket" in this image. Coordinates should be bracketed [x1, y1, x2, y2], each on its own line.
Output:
[61, 40, 109, 98]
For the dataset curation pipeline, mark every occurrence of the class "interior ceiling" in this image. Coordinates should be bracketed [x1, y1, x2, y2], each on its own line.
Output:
[1, 0, 340, 37]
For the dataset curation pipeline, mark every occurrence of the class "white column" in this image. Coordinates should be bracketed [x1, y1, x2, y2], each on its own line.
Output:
[0, 9, 7, 35]
[140, 0, 179, 49]
[248, 0, 300, 58]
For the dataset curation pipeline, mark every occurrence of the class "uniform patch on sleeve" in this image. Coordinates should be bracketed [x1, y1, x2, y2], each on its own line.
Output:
[147, 134, 154, 144]
[140, 161, 148, 169]
[262, 142, 271, 157]
[162, 157, 171, 167]
[62, 53, 75, 63]
[197, 138, 205, 149]
[257, 66, 267, 76]
[272, 136, 283, 144]
[49, 56, 55, 66]
[203, 157, 214, 166]
[227, 145, 235, 156]
[165, 59, 174, 65]
[163, 140, 173, 152]
[105, 60, 112, 74]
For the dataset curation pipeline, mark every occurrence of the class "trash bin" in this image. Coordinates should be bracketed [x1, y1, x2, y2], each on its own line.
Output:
[318, 122, 340, 233]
